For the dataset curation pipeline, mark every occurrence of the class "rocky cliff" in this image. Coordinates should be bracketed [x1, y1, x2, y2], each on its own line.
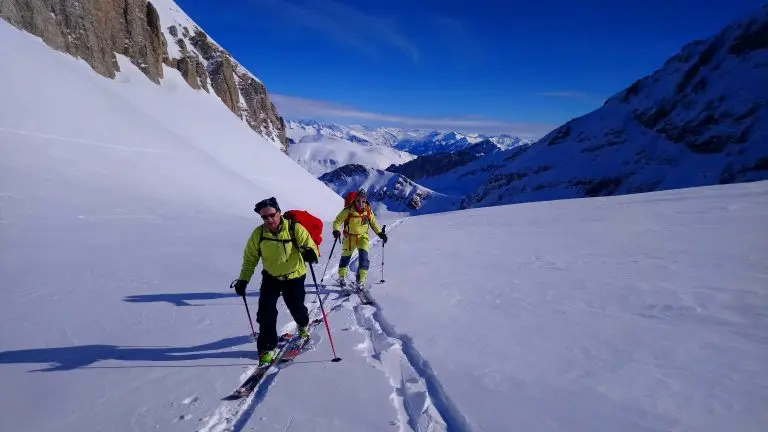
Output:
[0, 0, 287, 149]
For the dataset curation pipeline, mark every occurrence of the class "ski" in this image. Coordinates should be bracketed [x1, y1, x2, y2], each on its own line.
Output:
[222, 333, 297, 401]
[280, 317, 324, 362]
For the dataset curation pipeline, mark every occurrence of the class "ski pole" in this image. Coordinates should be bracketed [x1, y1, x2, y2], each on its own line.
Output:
[308, 263, 342, 362]
[319, 237, 338, 283]
[380, 225, 386, 283]
[231, 279, 257, 341]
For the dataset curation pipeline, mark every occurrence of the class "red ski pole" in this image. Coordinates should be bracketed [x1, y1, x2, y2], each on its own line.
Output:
[308, 263, 341, 362]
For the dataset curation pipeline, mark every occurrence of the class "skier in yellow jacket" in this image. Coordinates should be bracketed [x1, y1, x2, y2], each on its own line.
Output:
[332, 189, 387, 289]
[232, 197, 319, 365]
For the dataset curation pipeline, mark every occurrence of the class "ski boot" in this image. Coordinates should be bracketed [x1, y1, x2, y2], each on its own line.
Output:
[298, 325, 309, 340]
[257, 349, 276, 366]
[355, 279, 366, 292]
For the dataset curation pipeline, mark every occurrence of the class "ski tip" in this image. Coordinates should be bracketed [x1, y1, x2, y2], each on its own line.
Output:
[331, 357, 342, 363]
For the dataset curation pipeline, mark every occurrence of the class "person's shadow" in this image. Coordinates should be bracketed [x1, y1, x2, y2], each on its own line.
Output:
[0, 335, 258, 372]
[123, 291, 259, 307]
[0, 286, 351, 372]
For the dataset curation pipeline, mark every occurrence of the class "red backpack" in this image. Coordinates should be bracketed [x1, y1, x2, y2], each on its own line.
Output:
[283, 210, 324, 255]
[344, 191, 358, 207]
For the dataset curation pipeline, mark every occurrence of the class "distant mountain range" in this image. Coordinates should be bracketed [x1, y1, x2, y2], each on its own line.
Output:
[288, 5, 767, 215]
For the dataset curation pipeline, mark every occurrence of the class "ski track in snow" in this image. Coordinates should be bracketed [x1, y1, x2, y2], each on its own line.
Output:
[345, 220, 470, 432]
[196, 269, 354, 432]
[197, 218, 469, 432]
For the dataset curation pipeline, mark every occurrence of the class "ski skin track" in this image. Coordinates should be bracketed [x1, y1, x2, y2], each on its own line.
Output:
[200, 218, 473, 432]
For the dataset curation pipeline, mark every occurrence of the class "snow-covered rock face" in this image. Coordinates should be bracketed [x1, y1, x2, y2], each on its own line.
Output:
[456, 6, 768, 209]
[386, 139, 505, 180]
[0, 0, 287, 149]
[318, 164, 454, 213]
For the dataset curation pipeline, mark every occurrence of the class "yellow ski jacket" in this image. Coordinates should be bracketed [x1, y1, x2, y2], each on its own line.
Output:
[332, 204, 382, 250]
[239, 217, 319, 281]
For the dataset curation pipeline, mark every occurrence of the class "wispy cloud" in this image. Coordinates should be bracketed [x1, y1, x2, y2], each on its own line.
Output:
[272, 94, 555, 139]
[251, 0, 419, 63]
[537, 91, 590, 98]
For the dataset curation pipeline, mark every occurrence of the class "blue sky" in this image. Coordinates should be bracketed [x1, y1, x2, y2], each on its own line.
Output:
[175, 0, 764, 138]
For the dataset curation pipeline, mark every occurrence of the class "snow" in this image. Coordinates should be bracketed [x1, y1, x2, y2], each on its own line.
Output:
[2, 14, 768, 432]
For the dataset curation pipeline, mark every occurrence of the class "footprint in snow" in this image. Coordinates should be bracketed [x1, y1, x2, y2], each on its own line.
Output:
[182, 395, 199, 405]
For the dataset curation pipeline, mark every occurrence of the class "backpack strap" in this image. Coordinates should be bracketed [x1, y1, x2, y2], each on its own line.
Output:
[288, 218, 299, 251]
[257, 220, 299, 256]
[343, 204, 372, 235]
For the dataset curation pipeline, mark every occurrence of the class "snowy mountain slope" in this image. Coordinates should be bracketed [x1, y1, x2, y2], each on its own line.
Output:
[453, 6, 768, 209]
[0, 0, 287, 149]
[386, 139, 508, 181]
[318, 164, 458, 215]
[0, 20, 341, 218]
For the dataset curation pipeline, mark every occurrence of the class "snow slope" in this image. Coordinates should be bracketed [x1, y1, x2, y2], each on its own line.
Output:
[0, 19, 340, 218]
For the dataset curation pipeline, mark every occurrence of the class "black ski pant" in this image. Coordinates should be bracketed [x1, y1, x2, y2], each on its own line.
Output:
[256, 270, 310, 352]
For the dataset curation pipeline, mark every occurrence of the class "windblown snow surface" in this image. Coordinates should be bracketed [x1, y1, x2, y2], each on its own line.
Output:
[2, 18, 768, 432]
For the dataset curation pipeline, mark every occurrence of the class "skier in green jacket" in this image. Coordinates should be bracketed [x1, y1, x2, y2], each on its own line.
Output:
[231, 197, 319, 364]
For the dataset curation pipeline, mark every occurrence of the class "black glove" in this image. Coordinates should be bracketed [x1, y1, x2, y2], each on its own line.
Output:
[333, 230, 341, 240]
[301, 247, 318, 264]
[378, 232, 388, 244]
[232, 279, 248, 297]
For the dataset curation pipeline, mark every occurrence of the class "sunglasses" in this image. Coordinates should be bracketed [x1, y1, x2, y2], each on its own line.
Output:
[260, 212, 279, 221]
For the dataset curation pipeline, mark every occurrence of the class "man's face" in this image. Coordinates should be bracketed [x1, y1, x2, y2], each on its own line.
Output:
[355, 197, 365, 209]
[259, 206, 281, 232]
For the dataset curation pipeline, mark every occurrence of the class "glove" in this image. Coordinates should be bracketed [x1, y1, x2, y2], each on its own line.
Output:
[232, 279, 248, 296]
[333, 230, 341, 240]
[301, 247, 318, 264]
[378, 232, 388, 244]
